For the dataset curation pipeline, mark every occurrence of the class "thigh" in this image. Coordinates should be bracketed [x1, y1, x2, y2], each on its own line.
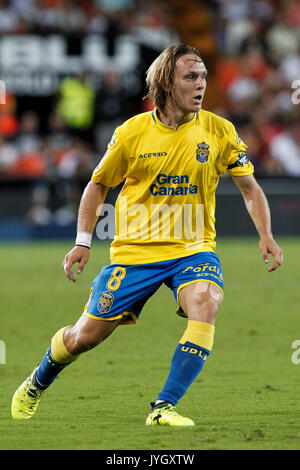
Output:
[64, 314, 122, 353]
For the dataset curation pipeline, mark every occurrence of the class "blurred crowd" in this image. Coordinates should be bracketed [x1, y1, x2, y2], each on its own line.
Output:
[212, 0, 300, 177]
[0, 0, 299, 224]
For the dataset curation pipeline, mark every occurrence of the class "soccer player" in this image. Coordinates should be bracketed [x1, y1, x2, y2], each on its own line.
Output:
[11, 44, 283, 426]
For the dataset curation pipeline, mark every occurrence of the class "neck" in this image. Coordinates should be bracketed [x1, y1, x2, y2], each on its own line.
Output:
[157, 105, 195, 130]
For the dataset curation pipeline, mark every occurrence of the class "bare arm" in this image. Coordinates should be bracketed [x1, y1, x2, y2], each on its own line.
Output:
[232, 174, 283, 272]
[62, 181, 108, 282]
[76, 180, 108, 233]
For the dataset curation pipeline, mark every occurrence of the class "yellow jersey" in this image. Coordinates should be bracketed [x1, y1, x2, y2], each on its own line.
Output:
[92, 108, 254, 264]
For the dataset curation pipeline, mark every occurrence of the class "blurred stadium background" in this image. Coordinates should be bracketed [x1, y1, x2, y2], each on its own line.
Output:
[0, 0, 299, 240]
[1, 1, 299, 451]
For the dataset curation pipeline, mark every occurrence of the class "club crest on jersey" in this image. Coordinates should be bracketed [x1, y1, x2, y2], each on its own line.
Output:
[196, 142, 209, 163]
[98, 291, 114, 313]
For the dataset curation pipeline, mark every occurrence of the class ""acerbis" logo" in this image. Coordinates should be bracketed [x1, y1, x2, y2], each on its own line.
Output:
[138, 152, 167, 158]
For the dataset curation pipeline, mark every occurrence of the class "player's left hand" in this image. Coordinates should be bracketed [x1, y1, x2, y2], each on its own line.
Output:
[258, 235, 283, 272]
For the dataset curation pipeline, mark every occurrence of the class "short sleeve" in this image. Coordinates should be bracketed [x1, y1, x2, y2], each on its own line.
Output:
[222, 122, 254, 177]
[91, 126, 128, 187]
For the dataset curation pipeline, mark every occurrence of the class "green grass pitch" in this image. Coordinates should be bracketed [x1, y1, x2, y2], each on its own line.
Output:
[0, 237, 299, 450]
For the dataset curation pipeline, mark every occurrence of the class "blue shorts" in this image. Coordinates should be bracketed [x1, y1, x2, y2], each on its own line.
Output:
[83, 252, 224, 325]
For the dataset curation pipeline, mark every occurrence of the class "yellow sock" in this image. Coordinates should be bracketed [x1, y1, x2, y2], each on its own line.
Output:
[179, 320, 215, 351]
[51, 327, 81, 364]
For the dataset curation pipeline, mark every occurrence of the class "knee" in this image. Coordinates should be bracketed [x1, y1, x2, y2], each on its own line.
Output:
[189, 297, 219, 323]
[64, 326, 100, 355]
[179, 282, 224, 324]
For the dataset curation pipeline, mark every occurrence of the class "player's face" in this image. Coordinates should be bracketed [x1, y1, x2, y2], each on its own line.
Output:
[173, 54, 207, 113]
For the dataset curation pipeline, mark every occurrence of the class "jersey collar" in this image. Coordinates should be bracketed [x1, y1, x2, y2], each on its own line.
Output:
[151, 108, 198, 131]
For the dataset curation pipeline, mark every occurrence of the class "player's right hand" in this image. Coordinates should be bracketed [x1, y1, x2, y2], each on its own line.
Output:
[62, 246, 90, 282]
